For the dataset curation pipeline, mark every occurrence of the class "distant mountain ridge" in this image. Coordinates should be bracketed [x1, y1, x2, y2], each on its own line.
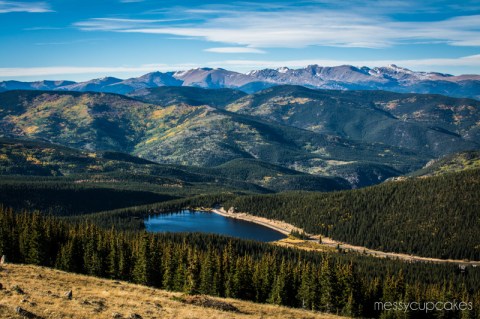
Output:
[0, 89, 431, 187]
[1, 64, 479, 99]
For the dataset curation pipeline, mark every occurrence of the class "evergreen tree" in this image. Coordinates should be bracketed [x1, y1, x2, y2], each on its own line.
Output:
[185, 248, 201, 295]
[133, 234, 152, 285]
[26, 213, 45, 265]
[319, 258, 334, 313]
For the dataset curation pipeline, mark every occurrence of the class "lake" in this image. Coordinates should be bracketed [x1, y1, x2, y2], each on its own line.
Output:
[145, 210, 286, 242]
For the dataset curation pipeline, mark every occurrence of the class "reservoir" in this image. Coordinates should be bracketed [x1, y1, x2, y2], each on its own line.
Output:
[145, 210, 286, 242]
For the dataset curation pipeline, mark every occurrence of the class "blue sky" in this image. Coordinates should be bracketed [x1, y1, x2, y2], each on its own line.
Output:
[1, 0, 480, 81]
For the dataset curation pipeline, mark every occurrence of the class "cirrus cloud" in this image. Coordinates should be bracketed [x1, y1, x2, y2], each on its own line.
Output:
[73, 3, 480, 49]
[0, 1, 52, 13]
[1, 55, 480, 79]
[204, 47, 266, 54]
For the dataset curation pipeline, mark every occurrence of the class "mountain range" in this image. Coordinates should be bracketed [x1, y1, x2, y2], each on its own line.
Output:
[1, 85, 479, 188]
[1, 64, 479, 99]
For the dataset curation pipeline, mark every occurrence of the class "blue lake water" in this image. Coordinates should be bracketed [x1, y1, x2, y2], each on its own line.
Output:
[145, 210, 286, 242]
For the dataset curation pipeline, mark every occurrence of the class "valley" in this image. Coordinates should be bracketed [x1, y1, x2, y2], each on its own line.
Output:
[211, 208, 480, 266]
[0, 85, 479, 318]
[3, 0, 480, 317]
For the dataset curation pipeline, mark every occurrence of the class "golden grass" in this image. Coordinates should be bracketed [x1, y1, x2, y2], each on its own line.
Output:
[23, 126, 39, 134]
[151, 106, 175, 120]
[0, 264, 343, 319]
[274, 238, 336, 253]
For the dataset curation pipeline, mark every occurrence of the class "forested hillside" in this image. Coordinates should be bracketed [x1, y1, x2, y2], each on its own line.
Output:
[128, 86, 247, 108]
[225, 168, 480, 260]
[1, 207, 479, 318]
[0, 90, 434, 187]
[0, 87, 479, 318]
[0, 138, 349, 196]
[408, 150, 480, 177]
[226, 86, 480, 156]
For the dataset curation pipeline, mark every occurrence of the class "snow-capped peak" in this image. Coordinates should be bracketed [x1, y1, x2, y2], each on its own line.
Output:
[385, 64, 413, 74]
[174, 70, 189, 77]
[277, 67, 290, 74]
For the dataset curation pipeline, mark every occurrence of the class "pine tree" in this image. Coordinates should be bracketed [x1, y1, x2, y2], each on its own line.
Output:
[319, 258, 334, 313]
[269, 258, 292, 306]
[199, 247, 215, 295]
[26, 213, 45, 265]
[223, 241, 236, 298]
[185, 248, 201, 295]
[162, 245, 176, 290]
[133, 234, 152, 285]
[107, 230, 119, 279]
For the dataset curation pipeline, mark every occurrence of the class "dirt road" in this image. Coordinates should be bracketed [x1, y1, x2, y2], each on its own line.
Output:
[210, 208, 480, 267]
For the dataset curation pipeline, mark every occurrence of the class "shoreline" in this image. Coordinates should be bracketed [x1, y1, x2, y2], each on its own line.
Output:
[209, 208, 480, 266]
[210, 208, 301, 236]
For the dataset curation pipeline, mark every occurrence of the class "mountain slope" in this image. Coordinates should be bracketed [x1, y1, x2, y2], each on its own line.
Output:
[0, 264, 341, 319]
[408, 150, 480, 177]
[102, 71, 184, 94]
[0, 80, 75, 92]
[226, 85, 480, 156]
[0, 138, 351, 194]
[225, 168, 480, 260]
[0, 90, 426, 187]
[57, 76, 123, 92]
[128, 86, 247, 108]
[247, 64, 480, 99]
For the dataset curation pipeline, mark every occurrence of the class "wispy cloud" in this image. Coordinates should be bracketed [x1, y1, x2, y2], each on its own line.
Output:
[205, 47, 266, 54]
[73, 2, 480, 49]
[209, 54, 480, 71]
[1, 55, 479, 78]
[75, 18, 182, 31]
[34, 38, 103, 46]
[0, 1, 52, 13]
[24, 26, 61, 31]
[0, 64, 195, 78]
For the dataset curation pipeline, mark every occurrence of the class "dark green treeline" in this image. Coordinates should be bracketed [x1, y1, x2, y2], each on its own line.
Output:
[1, 207, 480, 318]
[225, 169, 480, 260]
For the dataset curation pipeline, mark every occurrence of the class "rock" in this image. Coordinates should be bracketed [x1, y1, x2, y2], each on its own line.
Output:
[64, 290, 72, 300]
[14, 306, 40, 319]
[180, 295, 240, 313]
[0, 282, 3, 290]
[129, 314, 142, 319]
[112, 312, 123, 319]
[12, 285, 25, 294]
[0, 255, 6, 264]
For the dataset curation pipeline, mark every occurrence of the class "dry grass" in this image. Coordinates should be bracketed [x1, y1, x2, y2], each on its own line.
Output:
[273, 238, 336, 253]
[0, 264, 343, 319]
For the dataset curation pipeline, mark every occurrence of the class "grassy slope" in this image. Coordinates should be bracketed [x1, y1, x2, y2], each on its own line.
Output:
[408, 150, 480, 177]
[0, 263, 342, 319]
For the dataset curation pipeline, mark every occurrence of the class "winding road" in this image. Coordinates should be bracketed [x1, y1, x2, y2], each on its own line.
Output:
[210, 208, 480, 267]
